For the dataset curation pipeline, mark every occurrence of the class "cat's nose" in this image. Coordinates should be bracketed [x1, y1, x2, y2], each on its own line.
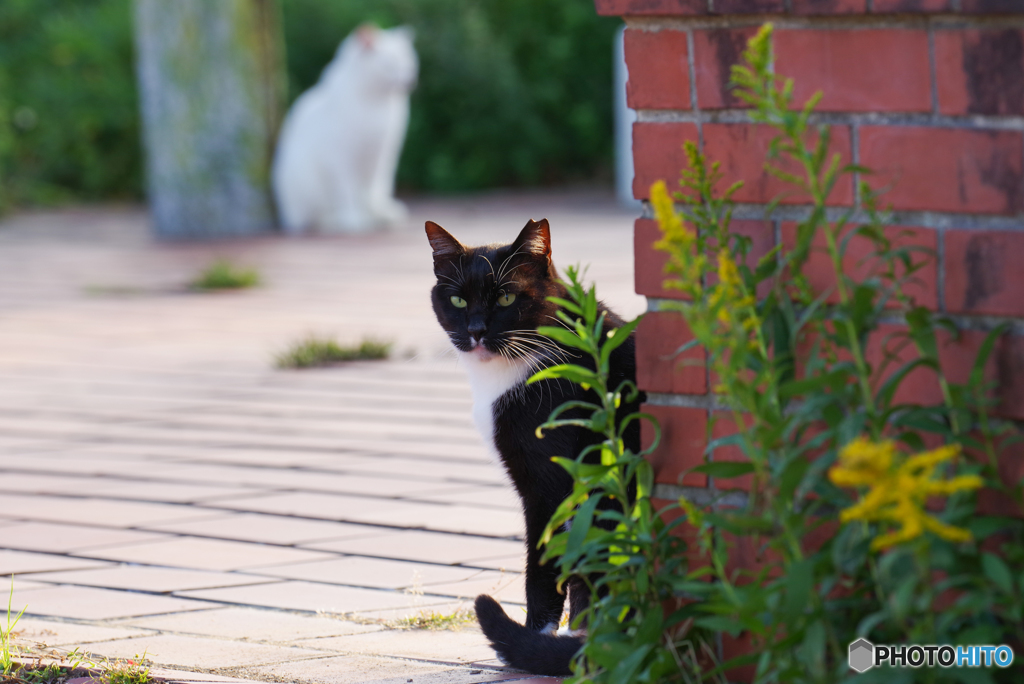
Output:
[467, 320, 487, 340]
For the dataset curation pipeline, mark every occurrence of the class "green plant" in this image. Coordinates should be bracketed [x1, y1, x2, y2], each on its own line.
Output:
[98, 654, 151, 684]
[2, 579, 27, 679]
[190, 260, 261, 291]
[386, 609, 476, 631]
[527, 267, 715, 682]
[537, 24, 1022, 684]
[275, 335, 391, 369]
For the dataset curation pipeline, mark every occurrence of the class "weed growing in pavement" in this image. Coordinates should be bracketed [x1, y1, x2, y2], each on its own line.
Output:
[190, 259, 261, 291]
[386, 609, 476, 631]
[97, 654, 152, 684]
[2, 578, 26, 679]
[275, 335, 392, 369]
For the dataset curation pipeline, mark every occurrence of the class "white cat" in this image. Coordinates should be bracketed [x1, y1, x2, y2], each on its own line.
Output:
[273, 25, 417, 235]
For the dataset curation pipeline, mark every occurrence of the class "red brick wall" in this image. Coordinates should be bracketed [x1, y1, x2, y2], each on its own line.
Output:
[600, 0, 1024, 655]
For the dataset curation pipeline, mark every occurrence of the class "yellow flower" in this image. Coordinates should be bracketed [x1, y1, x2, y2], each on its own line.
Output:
[829, 439, 982, 551]
[717, 251, 741, 288]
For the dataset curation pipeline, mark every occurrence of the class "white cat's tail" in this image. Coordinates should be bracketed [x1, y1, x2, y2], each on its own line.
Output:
[474, 595, 581, 676]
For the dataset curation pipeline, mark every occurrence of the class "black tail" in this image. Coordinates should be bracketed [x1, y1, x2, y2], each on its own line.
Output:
[474, 594, 582, 676]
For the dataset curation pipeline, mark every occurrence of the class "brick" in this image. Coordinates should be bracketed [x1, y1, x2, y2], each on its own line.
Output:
[594, 0, 706, 15]
[703, 123, 854, 206]
[961, 0, 1024, 13]
[859, 325, 1024, 421]
[721, 631, 758, 683]
[776, 29, 931, 113]
[635, 218, 683, 299]
[945, 231, 1024, 316]
[936, 30, 1024, 116]
[632, 122, 700, 200]
[641, 404, 708, 487]
[792, 0, 866, 13]
[693, 28, 758, 110]
[714, 0, 784, 12]
[625, 29, 691, 110]
[780, 223, 938, 310]
[637, 311, 707, 394]
[942, 327, 1024, 419]
[873, 0, 951, 10]
[860, 127, 1024, 215]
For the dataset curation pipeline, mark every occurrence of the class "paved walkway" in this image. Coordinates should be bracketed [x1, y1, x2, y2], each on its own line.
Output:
[0, 192, 642, 684]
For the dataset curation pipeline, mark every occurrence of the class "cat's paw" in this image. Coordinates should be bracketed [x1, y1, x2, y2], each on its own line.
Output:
[538, 622, 559, 637]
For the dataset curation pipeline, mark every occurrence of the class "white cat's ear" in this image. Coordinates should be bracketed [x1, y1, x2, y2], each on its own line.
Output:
[425, 221, 464, 260]
[356, 24, 378, 50]
[513, 218, 552, 261]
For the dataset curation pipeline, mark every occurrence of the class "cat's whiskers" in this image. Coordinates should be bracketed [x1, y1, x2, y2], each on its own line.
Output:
[478, 254, 497, 284]
[437, 273, 463, 288]
[496, 246, 529, 282]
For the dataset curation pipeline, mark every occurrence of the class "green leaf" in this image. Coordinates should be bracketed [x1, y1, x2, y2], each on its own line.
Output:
[528, 364, 599, 389]
[545, 296, 583, 316]
[599, 315, 643, 372]
[970, 323, 1009, 392]
[564, 493, 602, 566]
[690, 461, 755, 479]
[534, 325, 590, 352]
[981, 552, 1014, 595]
[783, 558, 813, 622]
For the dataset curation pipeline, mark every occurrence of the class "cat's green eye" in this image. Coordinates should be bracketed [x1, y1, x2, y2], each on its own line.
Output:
[450, 295, 468, 308]
[497, 293, 516, 307]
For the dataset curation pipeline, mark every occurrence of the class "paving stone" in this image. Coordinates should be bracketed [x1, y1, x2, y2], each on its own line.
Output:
[246, 654, 515, 684]
[0, 493, 211, 528]
[82, 634, 323, 669]
[0, 521, 171, 554]
[0, 549, 111, 575]
[208, 492, 396, 520]
[12, 584, 208, 620]
[148, 668, 262, 684]
[140, 513, 381, 546]
[12, 618, 151, 648]
[19, 565, 274, 593]
[413, 486, 521, 510]
[0, 196, 636, 680]
[83, 537, 337, 571]
[359, 503, 524, 538]
[122, 607, 383, 642]
[421, 571, 525, 605]
[301, 530, 524, 567]
[249, 557, 498, 591]
[291, 627, 494, 663]
[175, 581, 448, 615]
[87, 480, 264, 504]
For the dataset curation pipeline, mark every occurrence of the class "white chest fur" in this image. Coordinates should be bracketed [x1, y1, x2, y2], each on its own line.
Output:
[459, 352, 535, 458]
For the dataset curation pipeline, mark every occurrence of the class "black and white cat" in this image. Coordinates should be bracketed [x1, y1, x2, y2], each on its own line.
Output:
[425, 218, 642, 676]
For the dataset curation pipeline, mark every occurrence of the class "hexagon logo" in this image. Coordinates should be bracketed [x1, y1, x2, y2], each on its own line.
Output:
[849, 638, 875, 673]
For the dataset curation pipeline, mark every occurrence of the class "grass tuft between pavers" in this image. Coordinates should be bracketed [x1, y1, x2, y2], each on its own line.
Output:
[275, 335, 392, 369]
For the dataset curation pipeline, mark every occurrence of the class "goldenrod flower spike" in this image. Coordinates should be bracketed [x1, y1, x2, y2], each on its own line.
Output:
[829, 439, 982, 551]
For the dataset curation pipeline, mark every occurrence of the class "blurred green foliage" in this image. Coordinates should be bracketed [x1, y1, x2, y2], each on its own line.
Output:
[0, 0, 140, 211]
[0, 0, 619, 212]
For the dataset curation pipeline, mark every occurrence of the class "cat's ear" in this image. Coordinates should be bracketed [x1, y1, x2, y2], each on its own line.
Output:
[512, 219, 552, 263]
[425, 221, 464, 261]
[356, 24, 378, 50]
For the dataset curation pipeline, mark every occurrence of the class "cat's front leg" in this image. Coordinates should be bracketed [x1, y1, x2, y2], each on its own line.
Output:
[523, 506, 566, 633]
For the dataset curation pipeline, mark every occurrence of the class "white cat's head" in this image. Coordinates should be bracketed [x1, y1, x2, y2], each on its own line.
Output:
[335, 24, 418, 93]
